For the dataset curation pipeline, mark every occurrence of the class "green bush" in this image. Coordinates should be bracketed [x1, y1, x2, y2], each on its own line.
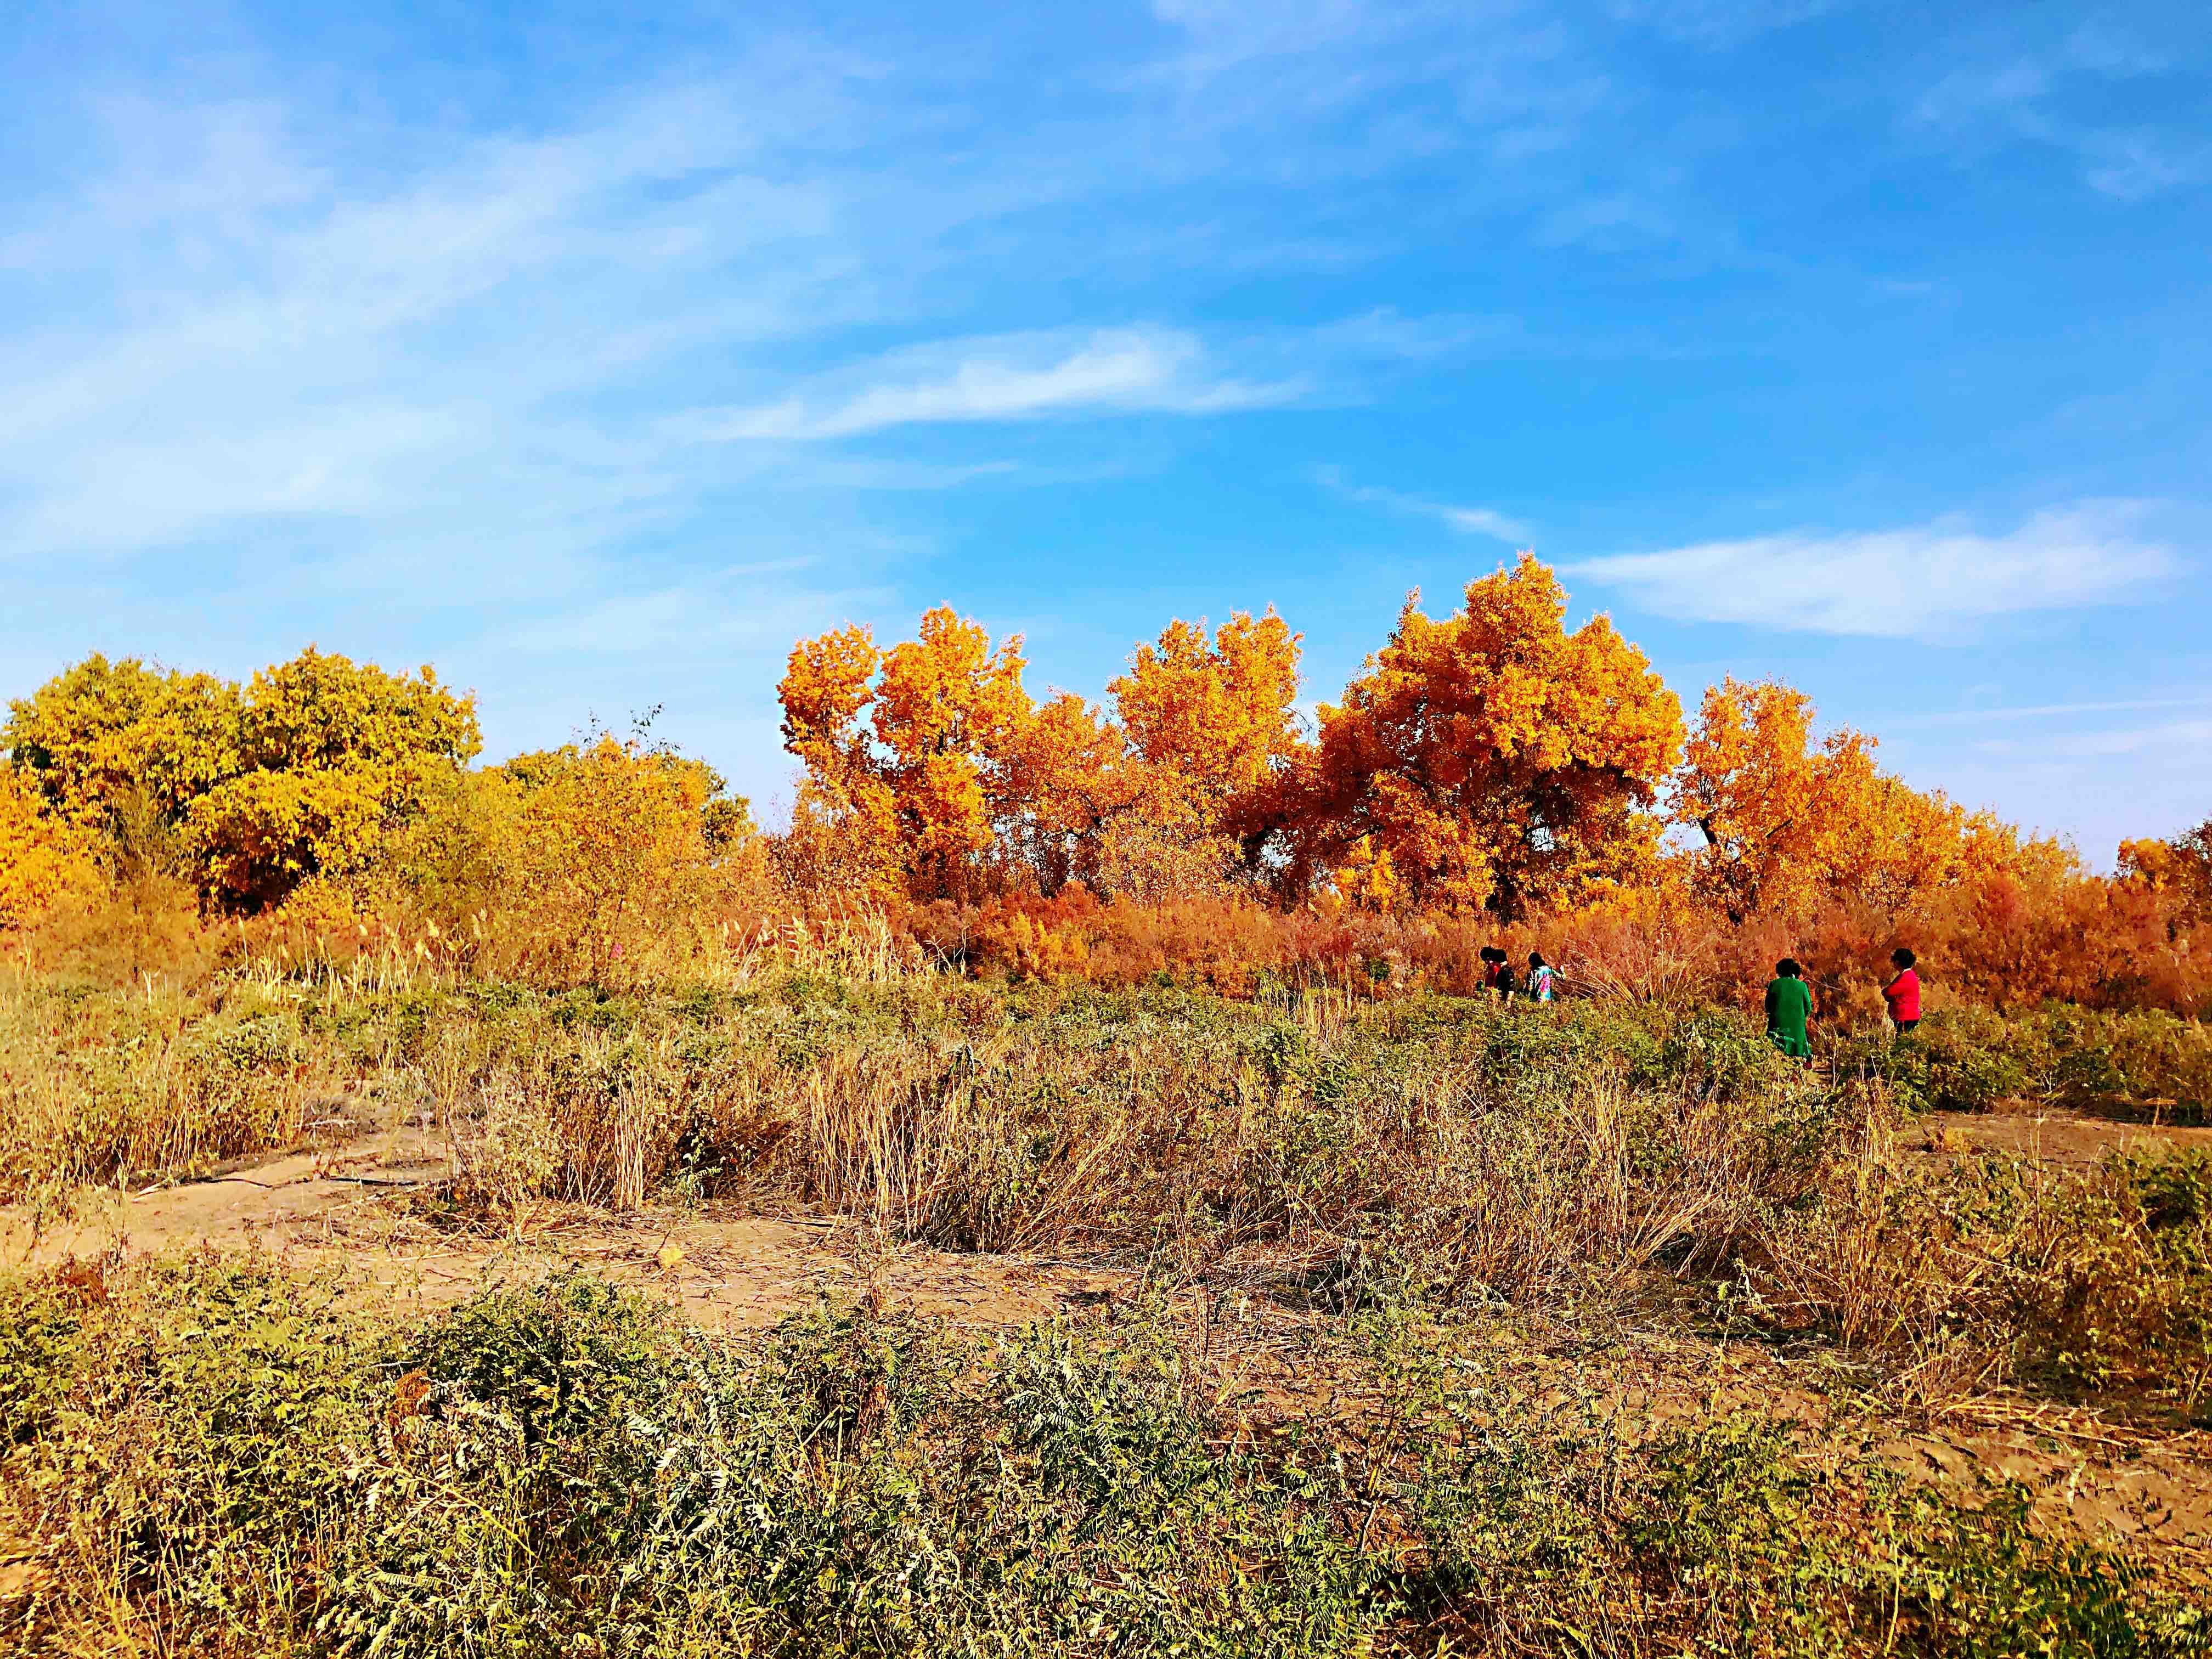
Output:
[1835, 1008, 2034, 1113]
[326, 1290, 1389, 1659]
[2046, 1008, 2212, 1122]
[0, 1253, 375, 1651]
[5, 1265, 2209, 1658]
[1658, 1006, 1785, 1101]
[403, 1268, 677, 1446]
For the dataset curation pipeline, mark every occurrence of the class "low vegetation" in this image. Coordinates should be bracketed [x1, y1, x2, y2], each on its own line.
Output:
[3, 1260, 2207, 1658]
[8, 967, 2212, 1411]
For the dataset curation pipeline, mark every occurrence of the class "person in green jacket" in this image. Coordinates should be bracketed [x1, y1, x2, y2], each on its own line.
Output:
[1764, 958, 1813, 1060]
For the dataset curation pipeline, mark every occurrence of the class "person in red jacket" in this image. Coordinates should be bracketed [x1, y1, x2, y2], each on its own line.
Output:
[1881, 948, 1921, 1035]
[1480, 946, 1506, 994]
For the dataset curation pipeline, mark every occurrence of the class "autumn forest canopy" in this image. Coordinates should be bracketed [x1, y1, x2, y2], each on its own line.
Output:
[6, 554, 2211, 1014]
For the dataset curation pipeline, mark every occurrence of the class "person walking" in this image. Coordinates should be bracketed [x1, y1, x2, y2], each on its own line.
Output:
[1881, 948, 1921, 1035]
[1526, 952, 1558, 1002]
[1480, 946, 1506, 995]
[1764, 958, 1814, 1060]
[1493, 953, 1519, 1003]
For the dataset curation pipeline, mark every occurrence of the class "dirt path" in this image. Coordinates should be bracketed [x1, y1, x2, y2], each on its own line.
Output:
[7, 1121, 2210, 1562]
[0, 1126, 1129, 1333]
[1909, 1100, 2212, 1165]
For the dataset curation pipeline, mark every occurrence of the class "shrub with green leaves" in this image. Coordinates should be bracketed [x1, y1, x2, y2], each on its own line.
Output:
[4, 1264, 2208, 1658]
[1837, 1004, 2212, 1122]
[0, 1253, 376, 1654]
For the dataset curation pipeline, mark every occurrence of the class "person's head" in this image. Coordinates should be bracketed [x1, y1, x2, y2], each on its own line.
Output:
[1528, 951, 1545, 969]
[1776, 958, 1802, 979]
[1481, 946, 1503, 963]
[1892, 947, 1916, 969]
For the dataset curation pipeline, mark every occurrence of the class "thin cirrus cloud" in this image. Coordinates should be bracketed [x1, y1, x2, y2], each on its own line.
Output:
[681, 329, 1305, 442]
[1906, 24, 2203, 200]
[1567, 503, 2177, 638]
[1972, 719, 2212, 761]
[1319, 467, 1534, 544]
[1891, 694, 2212, 727]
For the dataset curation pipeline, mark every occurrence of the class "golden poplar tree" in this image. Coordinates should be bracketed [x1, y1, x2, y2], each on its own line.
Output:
[778, 606, 1040, 898]
[187, 650, 481, 908]
[2120, 820, 2212, 929]
[1300, 555, 1682, 916]
[1673, 675, 2064, 922]
[7, 648, 479, 910]
[1108, 610, 1307, 885]
[0, 768, 102, 928]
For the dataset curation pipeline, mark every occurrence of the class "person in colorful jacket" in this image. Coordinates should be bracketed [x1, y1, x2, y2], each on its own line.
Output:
[1881, 947, 1921, 1035]
[1764, 958, 1814, 1060]
[1526, 952, 1559, 1002]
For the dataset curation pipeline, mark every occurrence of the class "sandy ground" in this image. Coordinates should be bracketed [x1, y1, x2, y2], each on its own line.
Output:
[1911, 1099, 2212, 1166]
[1, 1123, 1128, 1334]
[6, 1108, 2210, 1564]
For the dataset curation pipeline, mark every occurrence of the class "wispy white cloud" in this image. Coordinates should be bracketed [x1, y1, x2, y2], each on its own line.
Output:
[1568, 503, 2178, 637]
[1308, 307, 1528, 358]
[1147, 0, 1403, 75]
[1906, 25, 2203, 200]
[2078, 132, 2209, 201]
[1893, 695, 2212, 727]
[2047, 719, 2212, 758]
[684, 328, 1301, 441]
[496, 564, 899, 657]
[1605, 0, 1845, 49]
[1320, 467, 1533, 544]
[1976, 720, 2212, 759]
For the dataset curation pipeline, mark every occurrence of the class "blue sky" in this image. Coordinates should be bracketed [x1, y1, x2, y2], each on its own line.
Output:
[4, 0, 2209, 861]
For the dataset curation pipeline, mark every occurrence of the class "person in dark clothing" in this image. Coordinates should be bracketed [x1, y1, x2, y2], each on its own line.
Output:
[1493, 955, 1518, 1002]
[1764, 958, 1813, 1059]
[1480, 946, 1506, 994]
[1881, 948, 1921, 1035]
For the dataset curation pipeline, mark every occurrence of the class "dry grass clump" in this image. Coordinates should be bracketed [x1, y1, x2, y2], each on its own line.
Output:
[9, 963, 2212, 1422]
[0, 972, 316, 1216]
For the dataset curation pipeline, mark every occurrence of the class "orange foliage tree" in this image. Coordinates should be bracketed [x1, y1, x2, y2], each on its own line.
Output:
[1001, 689, 1135, 895]
[1296, 556, 1683, 917]
[1110, 611, 1305, 838]
[780, 605, 1312, 903]
[2119, 819, 2212, 932]
[779, 607, 1040, 899]
[0, 767, 102, 930]
[1673, 677, 1835, 921]
[1674, 676, 2075, 925]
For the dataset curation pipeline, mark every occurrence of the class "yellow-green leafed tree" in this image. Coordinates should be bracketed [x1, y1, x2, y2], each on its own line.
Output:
[186, 650, 481, 909]
[8, 647, 481, 911]
[501, 736, 733, 979]
[3, 653, 244, 830]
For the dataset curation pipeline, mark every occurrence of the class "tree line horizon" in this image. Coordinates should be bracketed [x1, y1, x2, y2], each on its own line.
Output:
[4, 554, 2208, 1005]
